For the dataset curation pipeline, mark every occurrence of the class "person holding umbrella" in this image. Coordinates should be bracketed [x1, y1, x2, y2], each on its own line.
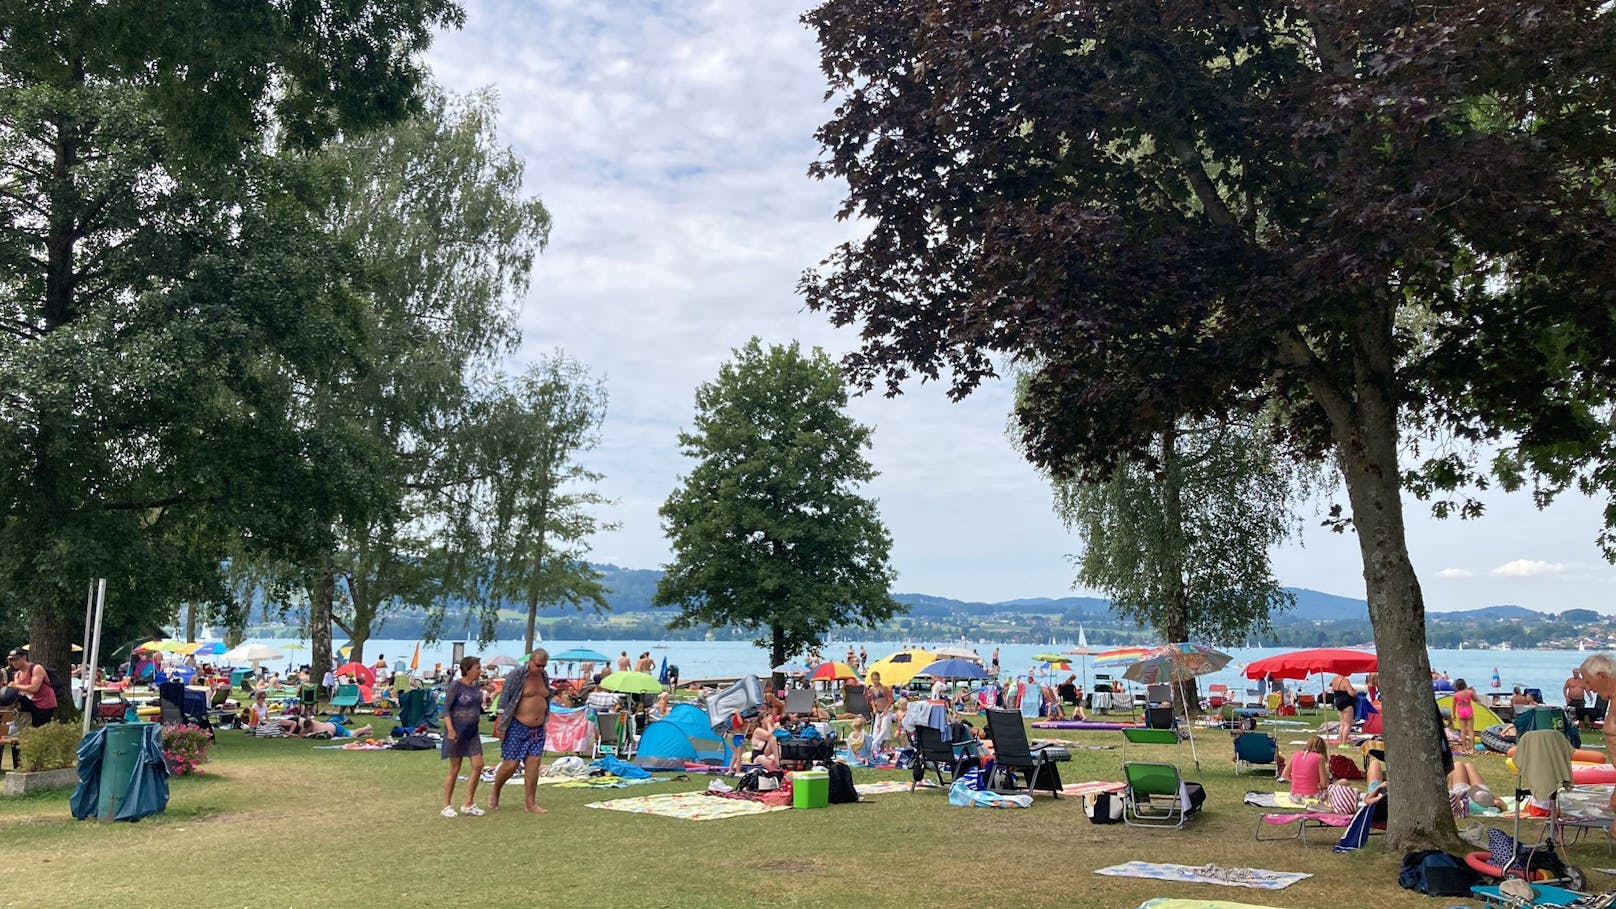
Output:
[440, 656, 487, 818]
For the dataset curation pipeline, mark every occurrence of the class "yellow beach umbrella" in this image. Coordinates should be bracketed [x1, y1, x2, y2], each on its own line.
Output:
[171, 642, 204, 654]
[865, 648, 937, 687]
[21, 643, 82, 652]
[136, 640, 177, 652]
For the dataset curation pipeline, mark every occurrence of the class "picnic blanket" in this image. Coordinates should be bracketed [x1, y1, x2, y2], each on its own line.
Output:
[855, 780, 937, 795]
[1137, 892, 1299, 899]
[1096, 862, 1311, 891]
[586, 792, 792, 821]
[1242, 791, 1312, 809]
[1062, 780, 1127, 798]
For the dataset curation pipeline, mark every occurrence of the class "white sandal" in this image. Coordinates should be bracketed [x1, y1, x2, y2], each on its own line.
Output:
[459, 804, 485, 817]
[440, 806, 457, 818]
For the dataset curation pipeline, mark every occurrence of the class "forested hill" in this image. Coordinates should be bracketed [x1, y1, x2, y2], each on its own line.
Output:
[257, 562, 1591, 647]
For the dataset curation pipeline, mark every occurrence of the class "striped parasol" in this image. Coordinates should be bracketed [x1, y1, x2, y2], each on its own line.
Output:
[1091, 646, 1155, 669]
[1121, 642, 1232, 686]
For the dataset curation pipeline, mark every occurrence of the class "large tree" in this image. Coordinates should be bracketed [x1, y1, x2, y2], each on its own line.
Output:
[296, 87, 549, 673]
[1049, 416, 1299, 708]
[0, 0, 464, 674]
[450, 353, 614, 652]
[655, 338, 898, 682]
[802, 1, 1616, 849]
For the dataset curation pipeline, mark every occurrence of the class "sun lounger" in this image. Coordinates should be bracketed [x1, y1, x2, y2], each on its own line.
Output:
[1253, 811, 1355, 845]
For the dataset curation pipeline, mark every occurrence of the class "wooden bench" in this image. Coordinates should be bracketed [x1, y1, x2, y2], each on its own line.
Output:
[0, 707, 18, 769]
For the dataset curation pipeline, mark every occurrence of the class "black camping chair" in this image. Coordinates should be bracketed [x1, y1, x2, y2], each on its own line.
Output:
[983, 708, 1062, 798]
[842, 684, 872, 720]
[912, 724, 978, 790]
[783, 688, 816, 719]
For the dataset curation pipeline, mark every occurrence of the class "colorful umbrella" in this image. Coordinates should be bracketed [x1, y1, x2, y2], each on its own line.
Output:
[136, 639, 178, 653]
[1032, 652, 1069, 664]
[915, 658, 991, 681]
[192, 642, 227, 655]
[170, 641, 203, 655]
[552, 647, 612, 663]
[334, 661, 376, 685]
[410, 642, 421, 671]
[1092, 646, 1155, 668]
[1241, 648, 1376, 681]
[771, 662, 809, 676]
[810, 661, 858, 682]
[1121, 642, 1232, 686]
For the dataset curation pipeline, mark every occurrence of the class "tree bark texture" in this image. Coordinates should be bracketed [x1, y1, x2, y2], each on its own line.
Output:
[311, 568, 335, 690]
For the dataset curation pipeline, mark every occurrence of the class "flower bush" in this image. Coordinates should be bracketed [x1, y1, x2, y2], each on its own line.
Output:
[161, 723, 212, 775]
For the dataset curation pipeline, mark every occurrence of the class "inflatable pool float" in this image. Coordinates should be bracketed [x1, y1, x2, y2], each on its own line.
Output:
[1504, 744, 1604, 764]
[1480, 724, 1515, 754]
[1028, 721, 1139, 731]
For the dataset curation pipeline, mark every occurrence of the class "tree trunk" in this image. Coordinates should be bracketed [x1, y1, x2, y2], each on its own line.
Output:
[1158, 427, 1201, 717]
[1318, 306, 1458, 853]
[311, 567, 335, 692]
[27, 608, 72, 683]
[185, 603, 197, 643]
[771, 624, 787, 694]
[524, 504, 549, 653]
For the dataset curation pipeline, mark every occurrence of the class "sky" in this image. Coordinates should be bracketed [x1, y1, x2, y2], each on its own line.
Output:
[424, 1, 1616, 613]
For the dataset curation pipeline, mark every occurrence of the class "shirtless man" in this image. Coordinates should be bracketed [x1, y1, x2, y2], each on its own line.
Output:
[1566, 670, 1591, 728]
[491, 648, 552, 814]
[1578, 653, 1616, 810]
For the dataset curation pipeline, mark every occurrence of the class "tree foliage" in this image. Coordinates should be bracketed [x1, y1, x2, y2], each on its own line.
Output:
[654, 339, 898, 675]
[0, 0, 463, 672]
[447, 352, 615, 651]
[802, 1, 1616, 849]
[1052, 418, 1297, 648]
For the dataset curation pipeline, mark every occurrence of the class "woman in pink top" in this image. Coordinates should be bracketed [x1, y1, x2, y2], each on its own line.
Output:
[1286, 736, 1329, 799]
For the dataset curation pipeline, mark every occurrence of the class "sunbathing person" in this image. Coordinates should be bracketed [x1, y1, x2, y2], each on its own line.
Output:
[282, 717, 373, 739]
[1448, 761, 1503, 814]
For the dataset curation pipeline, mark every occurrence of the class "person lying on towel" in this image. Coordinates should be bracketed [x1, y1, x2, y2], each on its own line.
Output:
[279, 716, 374, 739]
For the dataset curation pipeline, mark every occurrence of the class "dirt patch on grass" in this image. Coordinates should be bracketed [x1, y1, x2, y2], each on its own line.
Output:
[748, 857, 826, 874]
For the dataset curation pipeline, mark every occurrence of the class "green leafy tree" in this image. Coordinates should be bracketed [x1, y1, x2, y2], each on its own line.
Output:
[0, 0, 464, 674]
[1049, 417, 1298, 708]
[654, 339, 898, 682]
[802, 1, 1616, 848]
[448, 353, 614, 651]
[294, 87, 550, 673]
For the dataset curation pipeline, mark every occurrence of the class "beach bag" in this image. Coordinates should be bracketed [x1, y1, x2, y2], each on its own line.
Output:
[1085, 792, 1123, 824]
[826, 762, 858, 804]
[1398, 849, 1478, 897]
[737, 769, 782, 792]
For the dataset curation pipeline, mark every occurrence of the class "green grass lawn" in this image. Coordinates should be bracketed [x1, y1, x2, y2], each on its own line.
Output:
[0, 717, 1605, 908]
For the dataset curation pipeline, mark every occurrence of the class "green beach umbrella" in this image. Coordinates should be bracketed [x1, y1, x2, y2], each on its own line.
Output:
[599, 670, 662, 694]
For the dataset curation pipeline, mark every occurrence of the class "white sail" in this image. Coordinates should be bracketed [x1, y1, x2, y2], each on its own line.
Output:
[1078, 624, 1088, 649]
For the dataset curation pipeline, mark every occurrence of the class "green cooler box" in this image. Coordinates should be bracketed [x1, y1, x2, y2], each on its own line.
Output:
[793, 768, 829, 809]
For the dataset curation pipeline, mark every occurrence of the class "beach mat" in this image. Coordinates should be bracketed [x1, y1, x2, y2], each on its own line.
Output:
[1096, 862, 1311, 891]
[1062, 780, 1127, 798]
[1137, 892, 1299, 899]
[1031, 721, 1138, 731]
[855, 780, 938, 796]
[586, 792, 792, 821]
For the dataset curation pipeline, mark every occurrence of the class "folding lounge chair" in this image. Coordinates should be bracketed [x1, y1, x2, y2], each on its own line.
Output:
[1296, 694, 1318, 715]
[842, 684, 872, 720]
[299, 684, 318, 716]
[912, 725, 977, 790]
[783, 689, 816, 719]
[329, 683, 361, 715]
[1123, 760, 1195, 828]
[983, 708, 1063, 798]
[1232, 731, 1277, 775]
[1206, 684, 1229, 709]
[594, 710, 626, 759]
[1254, 810, 1356, 845]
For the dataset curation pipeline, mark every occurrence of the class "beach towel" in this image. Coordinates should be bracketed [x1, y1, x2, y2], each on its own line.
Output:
[1131, 892, 1292, 899]
[855, 780, 938, 796]
[544, 704, 594, 754]
[552, 775, 657, 790]
[1242, 791, 1313, 809]
[586, 792, 791, 821]
[1061, 780, 1128, 798]
[1095, 862, 1311, 891]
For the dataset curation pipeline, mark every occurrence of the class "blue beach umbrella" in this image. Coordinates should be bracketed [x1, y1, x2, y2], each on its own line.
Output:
[659, 656, 670, 685]
[915, 658, 991, 681]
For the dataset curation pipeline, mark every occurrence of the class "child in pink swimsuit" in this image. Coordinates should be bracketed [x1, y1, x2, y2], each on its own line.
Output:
[1452, 680, 1475, 752]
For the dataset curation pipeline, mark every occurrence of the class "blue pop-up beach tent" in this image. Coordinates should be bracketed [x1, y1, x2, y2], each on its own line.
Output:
[635, 703, 732, 769]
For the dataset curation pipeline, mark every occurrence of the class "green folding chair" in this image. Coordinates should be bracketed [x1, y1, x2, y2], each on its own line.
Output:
[329, 683, 360, 714]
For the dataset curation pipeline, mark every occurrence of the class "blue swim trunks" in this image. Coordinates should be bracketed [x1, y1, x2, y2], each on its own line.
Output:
[501, 721, 547, 762]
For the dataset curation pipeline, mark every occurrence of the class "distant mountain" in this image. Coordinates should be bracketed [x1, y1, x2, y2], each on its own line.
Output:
[1436, 604, 1545, 621]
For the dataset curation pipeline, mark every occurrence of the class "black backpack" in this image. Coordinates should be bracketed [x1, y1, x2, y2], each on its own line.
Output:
[826, 761, 859, 804]
[1398, 850, 1479, 897]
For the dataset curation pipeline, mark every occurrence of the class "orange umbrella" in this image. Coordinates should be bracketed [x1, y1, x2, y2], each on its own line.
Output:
[410, 642, 420, 671]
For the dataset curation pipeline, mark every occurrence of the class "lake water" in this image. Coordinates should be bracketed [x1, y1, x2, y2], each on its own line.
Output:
[236, 636, 1597, 705]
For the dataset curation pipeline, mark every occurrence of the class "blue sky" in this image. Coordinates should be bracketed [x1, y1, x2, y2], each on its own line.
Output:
[425, 1, 1616, 612]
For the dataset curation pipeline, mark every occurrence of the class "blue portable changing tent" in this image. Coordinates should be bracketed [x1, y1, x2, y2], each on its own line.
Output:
[635, 703, 732, 769]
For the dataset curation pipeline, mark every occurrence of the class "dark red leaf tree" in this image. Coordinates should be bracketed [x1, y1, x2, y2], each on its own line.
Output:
[802, 0, 1616, 849]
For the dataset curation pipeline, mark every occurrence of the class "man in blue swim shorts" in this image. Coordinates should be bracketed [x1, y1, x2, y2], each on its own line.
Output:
[490, 648, 552, 814]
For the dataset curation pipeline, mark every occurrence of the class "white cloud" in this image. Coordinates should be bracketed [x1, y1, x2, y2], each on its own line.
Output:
[1490, 560, 1567, 578]
[1438, 568, 1474, 579]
